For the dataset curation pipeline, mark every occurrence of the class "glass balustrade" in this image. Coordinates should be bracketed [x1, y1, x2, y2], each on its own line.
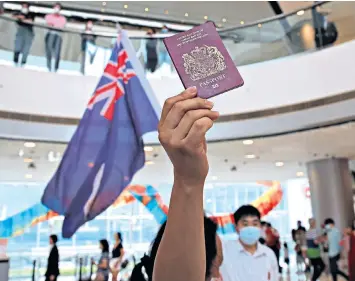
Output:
[0, 1, 354, 77]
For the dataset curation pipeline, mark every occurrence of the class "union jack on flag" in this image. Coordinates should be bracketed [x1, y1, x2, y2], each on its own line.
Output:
[42, 31, 160, 238]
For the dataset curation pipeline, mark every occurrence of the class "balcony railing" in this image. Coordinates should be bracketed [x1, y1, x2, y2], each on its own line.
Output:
[0, 1, 352, 77]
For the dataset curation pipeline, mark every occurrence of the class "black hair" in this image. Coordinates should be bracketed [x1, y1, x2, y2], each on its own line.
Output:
[21, 2, 30, 7]
[130, 216, 218, 281]
[324, 218, 335, 225]
[266, 222, 272, 228]
[233, 205, 261, 224]
[260, 221, 266, 226]
[100, 239, 110, 253]
[117, 232, 123, 242]
[54, 2, 62, 8]
[50, 234, 58, 244]
[283, 242, 288, 248]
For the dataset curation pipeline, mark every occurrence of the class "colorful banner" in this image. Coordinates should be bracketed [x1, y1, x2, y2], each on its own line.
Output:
[0, 181, 282, 238]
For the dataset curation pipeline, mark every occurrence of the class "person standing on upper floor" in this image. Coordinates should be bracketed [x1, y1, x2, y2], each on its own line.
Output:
[44, 3, 66, 72]
[306, 218, 325, 281]
[145, 28, 158, 73]
[12, 2, 35, 67]
[324, 218, 349, 281]
[220, 205, 279, 281]
[45, 234, 60, 281]
[80, 20, 97, 74]
[110, 232, 125, 281]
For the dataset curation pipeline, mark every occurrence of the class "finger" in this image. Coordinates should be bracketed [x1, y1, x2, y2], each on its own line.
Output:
[160, 87, 197, 125]
[163, 98, 214, 130]
[174, 109, 219, 140]
[184, 117, 216, 146]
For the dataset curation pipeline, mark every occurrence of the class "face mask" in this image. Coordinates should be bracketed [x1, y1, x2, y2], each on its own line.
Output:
[21, 7, 29, 14]
[54, 7, 60, 14]
[161, 29, 168, 33]
[325, 224, 331, 230]
[239, 226, 261, 245]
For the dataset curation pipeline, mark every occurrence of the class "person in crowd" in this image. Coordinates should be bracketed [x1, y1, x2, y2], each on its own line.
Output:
[0, 1, 4, 14]
[324, 218, 349, 281]
[220, 205, 279, 281]
[111, 232, 125, 281]
[265, 222, 282, 273]
[259, 221, 267, 244]
[45, 234, 59, 281]
[44, 2, 67, 72]
[283, 242, 290, 274]
[12, 2, 35, 66]
[92, 239, 110, 281]
[130, 216, 222, 281]
[297, 220, 307, 232]
[157, 25, 172, 72]
[145, 28, 158, 73]
[347, 222, 355, 281]
[149, 87, 220, 281]
[293, 221, 308, 273]
[306, 218, 325, 281]
[80, 20, 97, 74]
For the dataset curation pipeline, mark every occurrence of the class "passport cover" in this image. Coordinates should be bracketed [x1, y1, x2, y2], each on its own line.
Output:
[163, 21, 244, 99]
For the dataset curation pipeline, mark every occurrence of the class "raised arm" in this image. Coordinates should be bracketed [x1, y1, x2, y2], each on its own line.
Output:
[153, 87, 219, 281]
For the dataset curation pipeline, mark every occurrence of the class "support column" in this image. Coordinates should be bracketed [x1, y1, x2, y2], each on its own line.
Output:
[306, 158, 354, 230]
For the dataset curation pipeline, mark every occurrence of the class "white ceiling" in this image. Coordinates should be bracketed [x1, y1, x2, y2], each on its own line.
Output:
[42, 1, 276, 27]
[1, 122, 355, 184]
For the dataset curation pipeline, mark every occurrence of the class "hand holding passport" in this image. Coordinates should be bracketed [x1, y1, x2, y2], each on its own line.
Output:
[164, 21, 244, 99]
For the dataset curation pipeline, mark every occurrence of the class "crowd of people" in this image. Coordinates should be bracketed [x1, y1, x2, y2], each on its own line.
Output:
[292, 218, 355, 281]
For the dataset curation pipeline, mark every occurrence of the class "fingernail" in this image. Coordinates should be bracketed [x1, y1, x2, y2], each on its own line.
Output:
[205, 100, 214, 108]
[187, 86, 197, 94]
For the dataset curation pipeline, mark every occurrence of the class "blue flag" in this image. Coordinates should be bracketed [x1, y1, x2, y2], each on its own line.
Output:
[41, 31, 160, 238]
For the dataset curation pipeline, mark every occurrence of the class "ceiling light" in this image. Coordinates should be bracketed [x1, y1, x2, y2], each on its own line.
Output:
[222, 18, 227, 23]
[297, 10, 305, 16]
[245, 154, 256, 159]
[102, 2, 106, 6]
[204, 16, 208, 20]
[296, 171, 304, 177]
[240, 20, 244, 25]
[242, 139, 254, 145]
[258, 23, 262, 28]
[185, 13, 189, 17]
[145, 160, 154, 165]
[123, 4, 128, 9]
[144, 146, 153, 152]
[275, 162, 284, 167]
[25, 174, 33, 179]
[145, 7, 149, 12]
[19, 149, 24, 157]
[24, 158, 33, 163]
[24, 142, 36, 148]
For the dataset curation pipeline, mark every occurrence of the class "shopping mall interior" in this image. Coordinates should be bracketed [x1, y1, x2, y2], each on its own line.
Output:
[0, 1, 354, 281]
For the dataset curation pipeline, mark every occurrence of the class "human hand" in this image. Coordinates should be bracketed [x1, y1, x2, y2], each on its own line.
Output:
[158, 87, 219, 188]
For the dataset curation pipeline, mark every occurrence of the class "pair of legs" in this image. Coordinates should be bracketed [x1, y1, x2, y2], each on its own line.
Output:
[45, 32, 63, 72]
[14, 26, 34, 65]
[329, 254, 349, 281]
[310, 257, 325, 281]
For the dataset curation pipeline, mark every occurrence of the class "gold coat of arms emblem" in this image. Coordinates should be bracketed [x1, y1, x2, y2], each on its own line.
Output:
[182, 45, 226, 81]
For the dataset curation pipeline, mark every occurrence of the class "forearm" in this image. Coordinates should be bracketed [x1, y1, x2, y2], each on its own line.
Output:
[153, 177, 205, 281]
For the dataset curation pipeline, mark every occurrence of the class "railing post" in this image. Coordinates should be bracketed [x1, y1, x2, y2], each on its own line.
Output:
[78, 257, 83, 281]
[89, 257, 93, 280]
[31, 259, 36, 281]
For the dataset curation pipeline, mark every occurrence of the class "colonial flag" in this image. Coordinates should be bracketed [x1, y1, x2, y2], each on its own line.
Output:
[41, 31, 160, 238]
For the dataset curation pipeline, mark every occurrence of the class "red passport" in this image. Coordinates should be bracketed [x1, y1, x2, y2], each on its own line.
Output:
[163, 21, 244, 99]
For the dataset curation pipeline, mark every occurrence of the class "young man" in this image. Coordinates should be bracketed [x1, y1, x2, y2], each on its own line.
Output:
[44, 3, 66, 72]
[220, 205, 279, 281]
[13, 2, 35, 66]
[324, 218, 349, 281]
[306, 218, 325, 281]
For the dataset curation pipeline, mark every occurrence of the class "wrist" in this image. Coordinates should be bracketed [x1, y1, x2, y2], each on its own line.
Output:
[173, 172, 205, 194]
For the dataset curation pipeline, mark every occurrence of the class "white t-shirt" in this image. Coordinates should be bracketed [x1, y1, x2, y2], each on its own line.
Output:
[220, 240, 279, 281]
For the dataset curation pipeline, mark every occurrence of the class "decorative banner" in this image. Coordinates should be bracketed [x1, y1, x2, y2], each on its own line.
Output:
[0, 181, 282, 238]
[0, 239, 7, 258]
